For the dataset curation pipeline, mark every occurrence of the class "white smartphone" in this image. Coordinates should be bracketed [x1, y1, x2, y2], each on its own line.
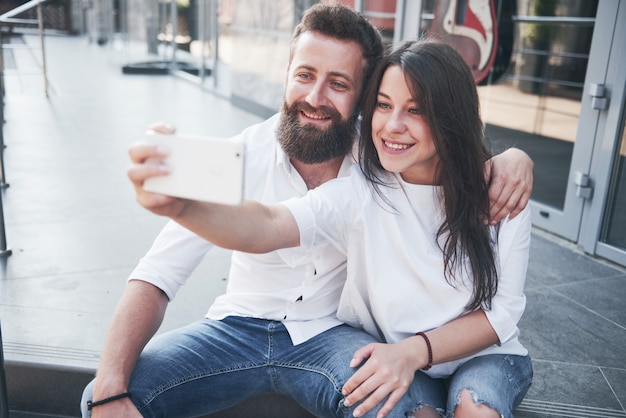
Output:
[143, 132, 245, 205]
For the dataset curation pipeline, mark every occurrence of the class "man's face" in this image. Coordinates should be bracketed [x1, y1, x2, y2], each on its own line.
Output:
[277, 31, 366, 164]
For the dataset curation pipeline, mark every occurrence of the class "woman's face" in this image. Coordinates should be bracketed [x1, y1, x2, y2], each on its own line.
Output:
[371, 65, 439, 185]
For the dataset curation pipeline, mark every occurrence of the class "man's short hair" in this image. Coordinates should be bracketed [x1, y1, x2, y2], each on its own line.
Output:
[290, 2, 384, 107]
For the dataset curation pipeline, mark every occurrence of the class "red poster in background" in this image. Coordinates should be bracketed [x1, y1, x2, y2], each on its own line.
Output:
[333, 0, 396, 31]
[429, 0, 498, 84]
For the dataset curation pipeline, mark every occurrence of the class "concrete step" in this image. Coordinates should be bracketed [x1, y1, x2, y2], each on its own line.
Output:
[5, 358, 314, 418]
[6, 362, 91, 417]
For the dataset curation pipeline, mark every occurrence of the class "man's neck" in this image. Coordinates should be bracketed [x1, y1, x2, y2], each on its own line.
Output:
[291, 156, 345, 190]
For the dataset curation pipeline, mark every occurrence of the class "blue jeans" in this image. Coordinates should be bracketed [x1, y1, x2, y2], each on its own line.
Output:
[407, 354, 533, 418]
[81, 316, 417, 418]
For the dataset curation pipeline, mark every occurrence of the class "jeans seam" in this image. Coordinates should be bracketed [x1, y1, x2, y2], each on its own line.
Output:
[272, 363, 348, 418]
[268, 321, 280, 391]
[135, 363, 268, 410]
[272, 361, 344, 395]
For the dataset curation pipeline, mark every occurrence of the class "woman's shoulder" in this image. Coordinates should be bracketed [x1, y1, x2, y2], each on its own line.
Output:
[328, 165, 393, 204]
[300, 166, 377, 217]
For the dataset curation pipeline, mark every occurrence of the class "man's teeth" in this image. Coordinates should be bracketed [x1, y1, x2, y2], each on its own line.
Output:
[303, 112, 327, 120]
[385, 141, 410, 150]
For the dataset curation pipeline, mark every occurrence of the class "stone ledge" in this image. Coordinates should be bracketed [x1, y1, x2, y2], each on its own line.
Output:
[5, 361, 314, 418]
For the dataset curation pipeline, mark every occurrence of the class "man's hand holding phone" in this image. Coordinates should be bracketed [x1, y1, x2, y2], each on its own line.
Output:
[127, 124, 185, 218]
[127, 123, 245, 219]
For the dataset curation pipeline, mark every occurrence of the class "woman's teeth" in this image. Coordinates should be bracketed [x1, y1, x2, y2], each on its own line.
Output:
[384, 141, 411, 150]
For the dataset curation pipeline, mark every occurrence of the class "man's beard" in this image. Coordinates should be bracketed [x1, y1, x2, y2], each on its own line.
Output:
[277, 101, 357, 164]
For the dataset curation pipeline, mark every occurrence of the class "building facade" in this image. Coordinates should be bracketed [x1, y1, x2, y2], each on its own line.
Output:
[85, 0, 626, 269]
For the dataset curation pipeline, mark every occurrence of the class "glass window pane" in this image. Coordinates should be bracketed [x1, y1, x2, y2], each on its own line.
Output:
[602, 121, 626, 250]
[420, 0, 598, 210]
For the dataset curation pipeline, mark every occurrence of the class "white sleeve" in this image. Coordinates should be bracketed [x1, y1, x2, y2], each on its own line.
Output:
[281, 177, 355, 256]
[485, 206, 532, 343]
[281, 196, 318, 257]
[127, 117, 277, 300]
[129, 220, 213, 300]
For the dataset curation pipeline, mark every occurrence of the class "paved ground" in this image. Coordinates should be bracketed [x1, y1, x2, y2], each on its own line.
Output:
[1, 33, 625, 418]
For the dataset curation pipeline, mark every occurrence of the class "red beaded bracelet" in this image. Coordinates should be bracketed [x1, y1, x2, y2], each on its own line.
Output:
[415, 332, 433, 370]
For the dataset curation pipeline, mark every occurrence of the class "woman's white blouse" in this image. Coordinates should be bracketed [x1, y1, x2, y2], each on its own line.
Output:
[284, 166, 531, 378]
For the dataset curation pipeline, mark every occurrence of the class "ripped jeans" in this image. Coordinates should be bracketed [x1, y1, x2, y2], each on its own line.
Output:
[408, 354, 533, 418]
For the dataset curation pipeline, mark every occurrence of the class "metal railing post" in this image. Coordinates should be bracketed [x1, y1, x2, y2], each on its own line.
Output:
[210, 0, 218, 88]
[170, 0, 178, 68]
[0, 189, 10, 258]
[0, 321, 9, 418]
[37, 1, 48, 97]
[0, 28, 4, 99]
[0, 30, 7, 256]
[0, 29, 6, 188]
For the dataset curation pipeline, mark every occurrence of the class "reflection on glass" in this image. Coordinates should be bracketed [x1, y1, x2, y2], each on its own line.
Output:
[483, 0, 597, 209]
[602, 123, 626, 250]
[420, 0, 598, 209]
[363, 0, 396, 43]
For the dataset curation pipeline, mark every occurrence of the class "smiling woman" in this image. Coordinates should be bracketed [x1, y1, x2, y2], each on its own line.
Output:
[283, 39, 532, 418]
[371, 65, 439, 185]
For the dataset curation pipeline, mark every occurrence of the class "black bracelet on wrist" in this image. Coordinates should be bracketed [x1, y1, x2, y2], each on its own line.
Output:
[86, 392, 132, 410]
[415, 332, 433, 371]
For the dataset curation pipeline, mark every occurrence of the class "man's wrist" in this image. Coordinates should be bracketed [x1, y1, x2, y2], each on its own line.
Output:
[87, 392, 132, 410]
[93, 374, 130, 400]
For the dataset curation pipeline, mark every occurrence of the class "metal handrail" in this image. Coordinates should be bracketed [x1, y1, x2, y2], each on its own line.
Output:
[0, 0, 46, 21]
[0, 321, 8, 418]
[0, 0, 49, 97]
[0, 1, 48, 259]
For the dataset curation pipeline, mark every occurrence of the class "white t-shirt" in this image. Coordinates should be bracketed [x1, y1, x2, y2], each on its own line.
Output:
[130, 114, 355, 344]
[285, 166, 531, 377]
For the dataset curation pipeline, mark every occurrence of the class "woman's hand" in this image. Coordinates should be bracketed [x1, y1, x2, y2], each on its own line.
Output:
[341, 338, 424, 418]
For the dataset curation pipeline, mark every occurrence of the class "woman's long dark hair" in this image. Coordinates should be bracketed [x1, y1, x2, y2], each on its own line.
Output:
[359, 39, 498, 311]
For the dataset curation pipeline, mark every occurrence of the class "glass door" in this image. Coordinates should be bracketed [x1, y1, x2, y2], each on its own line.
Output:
[477, 0, 607, 242]
[523, 0, 622, 242]
[578, 0, 626, 267]
[596, 121, 626, 265]
[603, 127, 626, 248]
